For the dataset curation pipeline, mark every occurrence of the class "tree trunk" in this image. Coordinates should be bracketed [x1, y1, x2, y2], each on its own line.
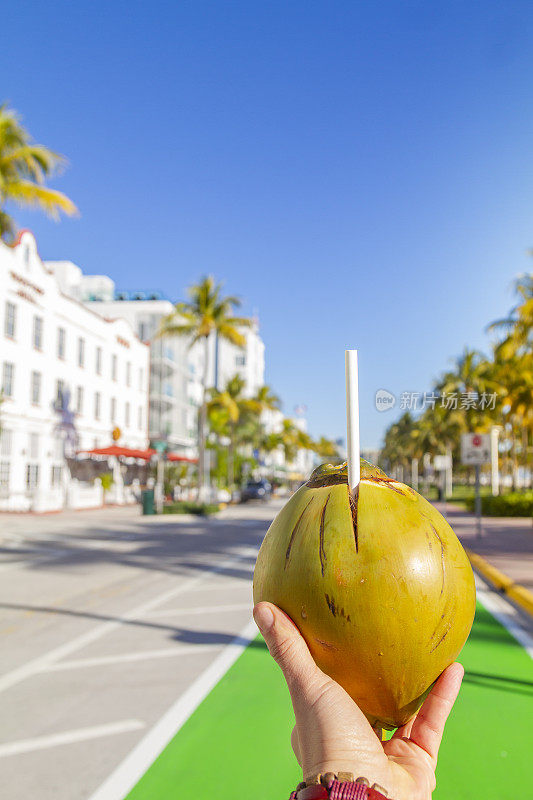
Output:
[511, 429, 518, 491]
[522, 427, 530, 490]
[228, 424, 235, 490]
[197, 337, 209, 501]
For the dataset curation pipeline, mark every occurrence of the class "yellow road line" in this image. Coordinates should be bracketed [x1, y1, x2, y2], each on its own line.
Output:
[467, 550, 533, 617]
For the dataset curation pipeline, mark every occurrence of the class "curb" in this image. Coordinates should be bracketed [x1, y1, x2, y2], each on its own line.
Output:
[467, 550, 533, 617]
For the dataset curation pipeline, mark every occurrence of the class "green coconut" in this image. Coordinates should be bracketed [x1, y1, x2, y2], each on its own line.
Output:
[253, 459, 476, 729]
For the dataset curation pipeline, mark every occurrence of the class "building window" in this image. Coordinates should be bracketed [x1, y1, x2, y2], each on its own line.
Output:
[4, 302, 16, 338]
[112, 354, 117, 381]
[0, 461, 10, 492]
[110, 397, 116, 423]
[56, 379, 65, 410]
[96, 346, 102, 375]
[235, 354, 246, 366]
[76, 386, 83, 414]
[26, 464, 39, 491]
[33, 316, 43, 350]
[53, 436, 63, 460]
[51, 465, 62, 487]
[125, 402, 130, 427]
[138, 406, 143, 430]
[29, 432, 39, 459]
[138, 368, 143, 391]
[57, 327, 66, 359]
[94, 391, 101, 420]
[126, 361, 131, 387]
[31, 371, 41, 405]
[78, 337, 85, 367]
[0, 429, 12, 457]
[1, 363, 14, 397]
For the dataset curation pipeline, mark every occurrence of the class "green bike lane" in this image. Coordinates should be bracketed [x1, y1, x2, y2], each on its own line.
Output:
[125, 581, 533, 800]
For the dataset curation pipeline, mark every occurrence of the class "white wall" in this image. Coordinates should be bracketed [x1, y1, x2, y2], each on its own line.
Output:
[0, 232, 149, 512]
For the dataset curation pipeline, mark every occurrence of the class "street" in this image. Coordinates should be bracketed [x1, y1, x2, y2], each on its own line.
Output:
[1, 499, 532, 800]
[0, 501, 280, 800]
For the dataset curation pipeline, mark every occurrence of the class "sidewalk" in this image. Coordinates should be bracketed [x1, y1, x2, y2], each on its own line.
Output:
[434, 502, 533, 616]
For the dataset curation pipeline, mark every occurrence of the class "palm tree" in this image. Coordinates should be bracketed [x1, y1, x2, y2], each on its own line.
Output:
[278, 418, 313, 464]
[313, 436, 340, 460]
[207, 374, 259, 488]
[157, 278, 251, 496]
[252, 384, 281, 413]
[488, 274, 533, 359]
[0, 103, 78, 241]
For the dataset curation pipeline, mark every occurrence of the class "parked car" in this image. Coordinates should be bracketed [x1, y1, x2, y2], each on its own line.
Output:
[240, 479, 272, 502]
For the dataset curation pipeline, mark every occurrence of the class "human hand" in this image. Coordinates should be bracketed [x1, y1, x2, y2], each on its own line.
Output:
[253, 601, 464, 800]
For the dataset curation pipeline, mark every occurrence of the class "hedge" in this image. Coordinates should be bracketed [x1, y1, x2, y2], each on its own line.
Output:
[464, 492, 533, 518]
[163, 501, 220, 516]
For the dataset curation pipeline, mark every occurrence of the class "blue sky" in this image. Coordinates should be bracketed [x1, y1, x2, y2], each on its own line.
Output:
[3, 1, 533, 448]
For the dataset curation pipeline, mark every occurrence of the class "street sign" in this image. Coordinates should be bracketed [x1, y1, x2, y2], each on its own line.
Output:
[461, 433, 491, 465]
[434, 455, 452, 471]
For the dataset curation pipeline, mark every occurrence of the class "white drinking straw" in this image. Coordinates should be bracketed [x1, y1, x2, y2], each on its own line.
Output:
[345, 349, 360, 493]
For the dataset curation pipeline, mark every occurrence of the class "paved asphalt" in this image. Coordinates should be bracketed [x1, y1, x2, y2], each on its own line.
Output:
[0, 501, 281, 800]
[1, 499, 531, 800]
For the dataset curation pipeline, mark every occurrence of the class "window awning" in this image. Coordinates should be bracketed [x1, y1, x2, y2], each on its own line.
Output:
[167, 452, 198, 463]
[77, 446, 197, 463]
[78, 445, 155, 460]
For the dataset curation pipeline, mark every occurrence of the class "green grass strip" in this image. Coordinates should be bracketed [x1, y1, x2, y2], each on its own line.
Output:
[127, 602, 532, 800]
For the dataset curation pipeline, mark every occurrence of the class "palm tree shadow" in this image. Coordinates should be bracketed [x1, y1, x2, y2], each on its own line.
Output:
[463, 670, 533, 697]
[171, 627, 266, 648]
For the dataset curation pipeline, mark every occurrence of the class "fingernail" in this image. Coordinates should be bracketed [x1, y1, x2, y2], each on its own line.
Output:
[253, 604, 274, 634]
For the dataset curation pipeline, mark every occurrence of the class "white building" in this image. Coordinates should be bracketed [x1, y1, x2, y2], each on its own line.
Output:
[70, 279, 265, 453]
[0, 232, 150, 512]
[260, 407, 315, 483]
[78, 295, 200, 455]
[206, 320, 265, 397]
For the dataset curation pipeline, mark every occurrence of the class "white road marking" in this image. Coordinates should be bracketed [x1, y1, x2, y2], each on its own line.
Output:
[186, 579, 251, 592]
[45, 645, 221, 671]
[0, 720, 145, 758]
[149, 602, 250, 618]
[87, 617, 257, 800]
[475, 574, 533, 658]
[0, 549, 253, 694]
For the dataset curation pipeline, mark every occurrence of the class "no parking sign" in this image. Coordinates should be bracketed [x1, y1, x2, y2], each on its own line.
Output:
[461, 433, 490, 465]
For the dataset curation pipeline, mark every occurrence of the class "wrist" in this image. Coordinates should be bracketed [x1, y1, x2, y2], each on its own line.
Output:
[291, 772, 391, 799]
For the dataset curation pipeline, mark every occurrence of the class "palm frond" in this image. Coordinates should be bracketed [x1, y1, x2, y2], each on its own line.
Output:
[4, 180, 78, 218]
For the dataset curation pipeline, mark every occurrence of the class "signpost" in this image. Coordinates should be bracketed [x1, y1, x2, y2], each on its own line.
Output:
[434, 454, 452, 508]
[461, 433, 491, 537]
[153, 439, 168, 513]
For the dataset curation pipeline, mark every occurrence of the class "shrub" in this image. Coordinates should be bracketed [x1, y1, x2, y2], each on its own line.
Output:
[163, 501, 220, 516]
[464, 492, 533, 517]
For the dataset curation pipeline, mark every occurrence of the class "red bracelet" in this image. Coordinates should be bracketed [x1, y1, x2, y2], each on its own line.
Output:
[290, 778, 391, 800]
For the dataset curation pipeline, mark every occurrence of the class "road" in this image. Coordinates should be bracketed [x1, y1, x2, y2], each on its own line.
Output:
[0, 501, 280, 800]
[436, 501, 533, 595]
[1, 499, 531, 800]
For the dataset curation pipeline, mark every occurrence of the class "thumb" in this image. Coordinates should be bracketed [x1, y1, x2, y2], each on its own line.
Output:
[253, 601, 322, 696]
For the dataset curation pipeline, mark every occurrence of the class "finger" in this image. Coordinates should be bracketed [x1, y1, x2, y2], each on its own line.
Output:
[391, 716, 415, 741]
[253, 602, 322, 696]
[408, 662, 464, 765]
[291, 725, 302, 765]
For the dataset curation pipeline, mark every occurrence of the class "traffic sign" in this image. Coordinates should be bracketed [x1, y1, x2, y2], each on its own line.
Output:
[434, 454, 452, 471]
[461, 433, 490, 465]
